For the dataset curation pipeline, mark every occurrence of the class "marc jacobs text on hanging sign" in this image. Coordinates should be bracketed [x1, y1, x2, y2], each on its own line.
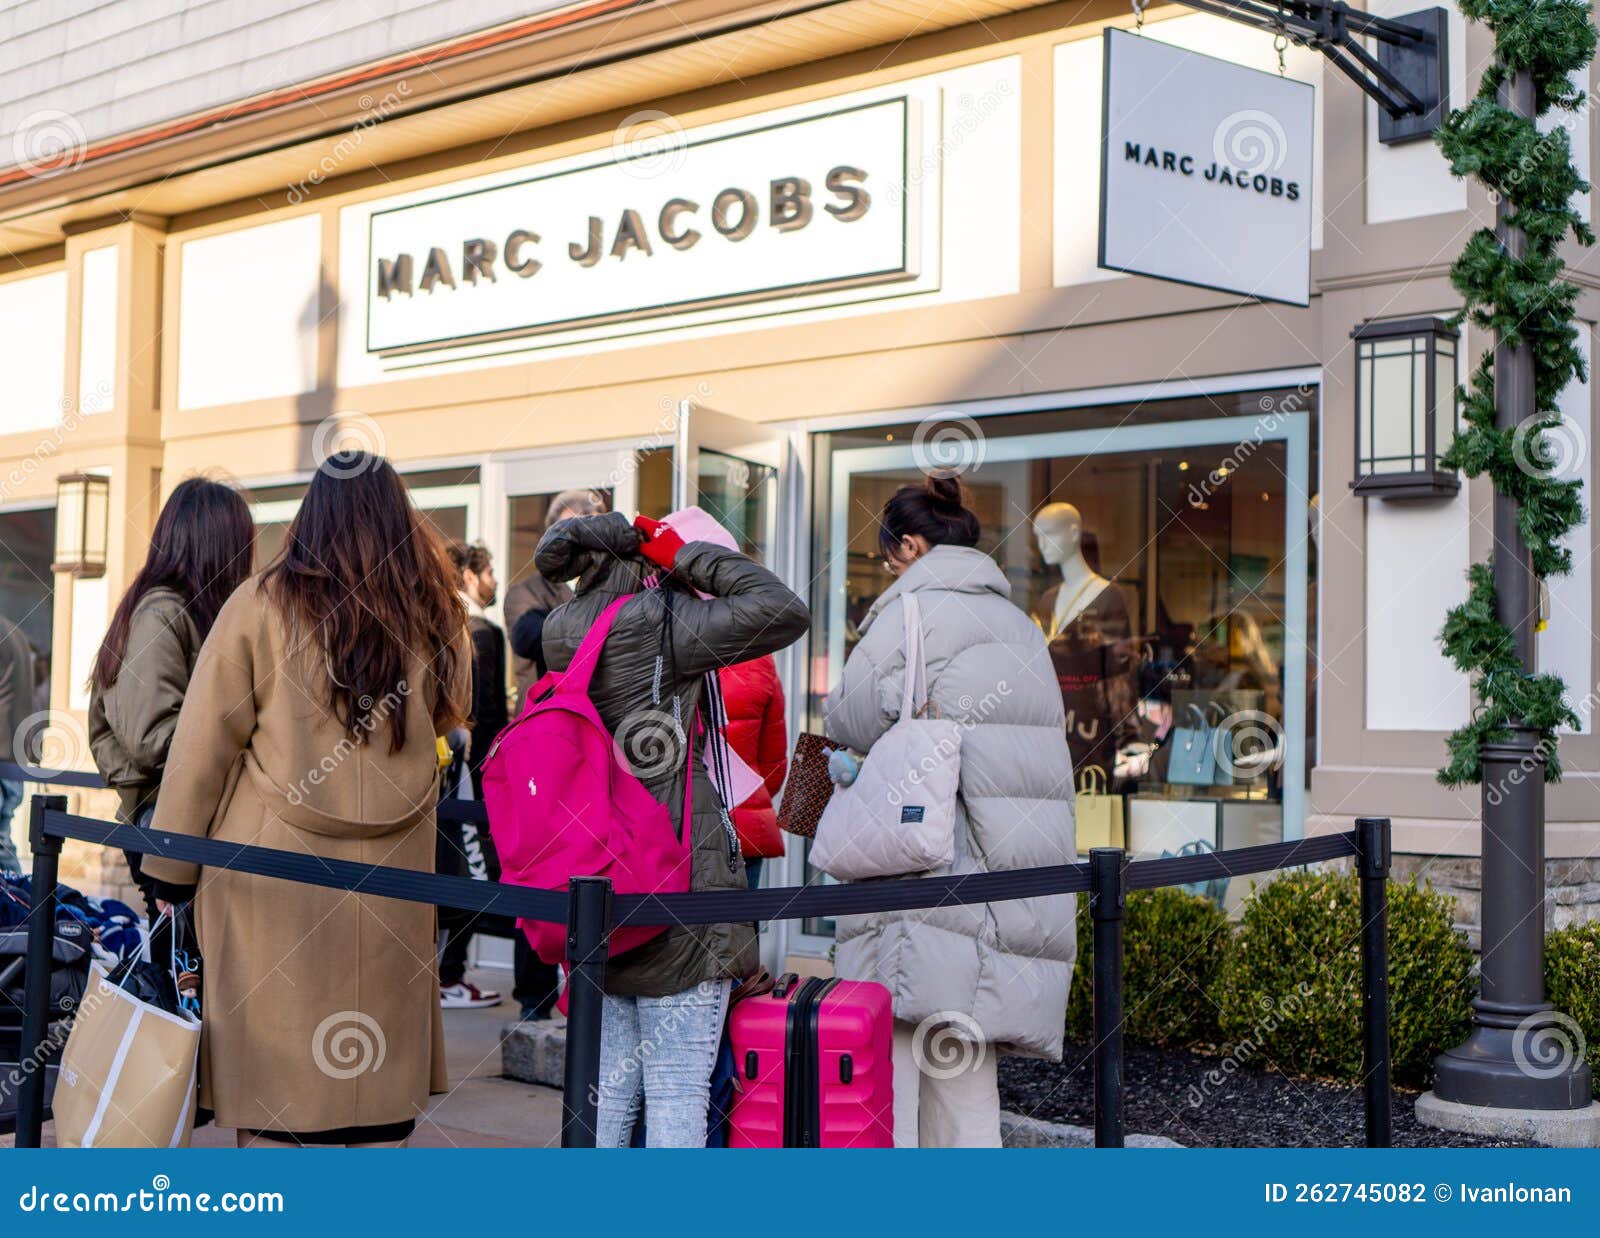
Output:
[1119, 143, 1303, 202]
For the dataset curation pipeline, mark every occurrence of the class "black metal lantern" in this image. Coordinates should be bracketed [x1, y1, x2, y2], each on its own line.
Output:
[52, 472, 110, 577]
[1350, 316, 1460, 500]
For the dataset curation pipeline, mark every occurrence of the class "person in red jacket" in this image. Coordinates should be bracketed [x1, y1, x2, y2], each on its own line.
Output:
[718, 653, 788, 889]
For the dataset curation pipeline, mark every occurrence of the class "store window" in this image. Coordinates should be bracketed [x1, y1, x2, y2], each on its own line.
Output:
[807, 388, 1317, 895]
[0, 506, 57, 749]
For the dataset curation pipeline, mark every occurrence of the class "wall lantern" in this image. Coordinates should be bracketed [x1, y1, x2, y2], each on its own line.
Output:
[1350, 316, 1460, 500]
[52, 472, 110, 577]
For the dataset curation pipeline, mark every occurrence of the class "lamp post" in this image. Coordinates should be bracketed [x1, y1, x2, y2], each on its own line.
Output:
[1426, 67, 1593, 1120]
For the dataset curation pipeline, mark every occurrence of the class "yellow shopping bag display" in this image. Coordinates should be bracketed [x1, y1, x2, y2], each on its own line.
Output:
[1073, 765, 1125, 852]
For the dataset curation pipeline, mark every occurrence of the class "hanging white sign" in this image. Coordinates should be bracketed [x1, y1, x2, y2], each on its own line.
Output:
[365, 96, 920, 353]
[1098, 29, 1314, 306]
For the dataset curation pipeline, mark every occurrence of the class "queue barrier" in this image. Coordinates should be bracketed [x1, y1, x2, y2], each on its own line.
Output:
[3, 761, 1393, 1150]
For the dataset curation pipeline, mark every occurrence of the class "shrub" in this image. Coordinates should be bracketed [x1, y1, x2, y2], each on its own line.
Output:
[1544, 921, 1600, 1097]
[1212, 870, 1473, 1088]
[1065, 885, 1230, 1048]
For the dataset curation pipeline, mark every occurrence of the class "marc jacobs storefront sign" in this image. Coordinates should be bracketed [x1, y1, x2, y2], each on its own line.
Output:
[365, 97, 920, 353]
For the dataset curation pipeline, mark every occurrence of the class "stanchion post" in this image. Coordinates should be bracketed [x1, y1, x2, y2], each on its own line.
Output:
[1356, 816, 1393, 1148]
[16, 795, 67, 1148]
[1089, 847, 1126, 1148]
[561, 876, 613, 1148]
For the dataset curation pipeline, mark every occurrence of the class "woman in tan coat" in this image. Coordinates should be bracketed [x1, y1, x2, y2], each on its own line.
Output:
[143, 452, 470, 1147]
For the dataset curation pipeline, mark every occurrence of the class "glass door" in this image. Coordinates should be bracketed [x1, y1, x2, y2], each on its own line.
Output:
[673, 400, 782, 567]
[671, 401, 806, 969]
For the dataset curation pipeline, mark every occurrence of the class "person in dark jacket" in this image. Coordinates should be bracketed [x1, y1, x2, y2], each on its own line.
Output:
[537, 510, 809, 1147]
[0, 615, 36, 873]
[504, 488, 608, 708]
[438, 541, 508, 1010]
[87, 476, 255, 956]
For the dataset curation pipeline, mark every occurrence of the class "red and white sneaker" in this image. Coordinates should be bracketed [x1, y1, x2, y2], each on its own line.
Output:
[440, 980, 502, 1009]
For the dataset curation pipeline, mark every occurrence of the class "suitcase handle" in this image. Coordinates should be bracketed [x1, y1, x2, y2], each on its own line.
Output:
[771, 972, 801, 999]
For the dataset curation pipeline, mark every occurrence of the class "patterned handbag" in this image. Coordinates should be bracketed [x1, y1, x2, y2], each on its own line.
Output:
[775, 732, 845, 839]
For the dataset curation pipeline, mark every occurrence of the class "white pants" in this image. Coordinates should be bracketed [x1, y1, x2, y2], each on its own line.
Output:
[891, 1020, 1002, 1148]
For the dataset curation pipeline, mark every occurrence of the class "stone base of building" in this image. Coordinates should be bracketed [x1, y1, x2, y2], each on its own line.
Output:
[1414, 1092, 1600, 1148]
[1385, 855, 1600, 950]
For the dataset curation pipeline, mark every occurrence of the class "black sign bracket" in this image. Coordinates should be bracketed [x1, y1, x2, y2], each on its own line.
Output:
[1167, 2, 1449, 144]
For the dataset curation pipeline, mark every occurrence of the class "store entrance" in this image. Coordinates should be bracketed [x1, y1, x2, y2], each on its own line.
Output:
[816, 401, 1313, 887]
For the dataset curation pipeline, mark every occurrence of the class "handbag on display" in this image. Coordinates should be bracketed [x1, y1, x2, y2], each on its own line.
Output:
[1166, 703, 1220, 786]
[811, 593, 961, 881]
[1073, 764, 1125, 852]
[775, 732, 845, 839]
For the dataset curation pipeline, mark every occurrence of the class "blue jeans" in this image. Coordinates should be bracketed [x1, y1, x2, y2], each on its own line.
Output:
[0, 779, 23, 873]
[595, 979, 731, 1148]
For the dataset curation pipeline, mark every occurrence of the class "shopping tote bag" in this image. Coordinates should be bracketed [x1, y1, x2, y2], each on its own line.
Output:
[52, 961, 200, 1147]
[1073, 764, 1124, 852]
[811, 592, 960, 880]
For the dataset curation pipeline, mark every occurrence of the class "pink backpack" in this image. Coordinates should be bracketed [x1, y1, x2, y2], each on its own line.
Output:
[482, 594, 692, 964]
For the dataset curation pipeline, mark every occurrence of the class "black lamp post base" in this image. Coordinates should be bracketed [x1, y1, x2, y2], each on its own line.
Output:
[1432, 1000, 1592, 1111]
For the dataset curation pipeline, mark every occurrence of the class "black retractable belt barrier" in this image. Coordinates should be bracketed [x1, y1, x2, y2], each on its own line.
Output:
[12, 785, 1382, 1151]
[39, 809, 567, 923]
[1089, 848, 1127, 1148]
[0, 761, 105, 789]
[15, 795, 66, 1149]
[561, 877, 613, 1149]
[1356, 817, 1394, 1148]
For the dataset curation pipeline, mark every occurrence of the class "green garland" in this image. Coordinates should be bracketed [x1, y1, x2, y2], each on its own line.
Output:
[1433, 0, 1595, 786]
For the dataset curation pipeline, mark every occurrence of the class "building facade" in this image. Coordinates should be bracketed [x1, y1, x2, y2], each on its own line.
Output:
[2, 0, 1598, 960]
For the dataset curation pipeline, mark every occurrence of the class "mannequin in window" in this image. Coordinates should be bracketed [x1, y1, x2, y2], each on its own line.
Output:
[1030, 503, 1136, 783]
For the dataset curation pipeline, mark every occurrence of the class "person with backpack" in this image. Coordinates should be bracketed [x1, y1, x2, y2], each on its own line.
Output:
[522, 509, 808, 1147]
[823, 473, 1078, 1148]
[87, 476, 256, 961]
[140, 452, 470, 1147]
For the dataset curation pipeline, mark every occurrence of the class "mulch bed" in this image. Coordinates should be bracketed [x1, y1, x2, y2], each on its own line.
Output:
[998, 1041, 1535, 1147]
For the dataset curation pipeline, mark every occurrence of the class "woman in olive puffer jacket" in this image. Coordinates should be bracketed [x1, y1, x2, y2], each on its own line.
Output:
[535, 510, 809, 1146]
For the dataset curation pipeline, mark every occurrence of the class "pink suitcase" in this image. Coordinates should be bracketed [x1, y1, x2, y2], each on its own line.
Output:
[728, 973, 894, 1148]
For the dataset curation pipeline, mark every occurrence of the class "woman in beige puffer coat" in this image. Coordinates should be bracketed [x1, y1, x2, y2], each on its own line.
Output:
[825, 474, 1077, 1148]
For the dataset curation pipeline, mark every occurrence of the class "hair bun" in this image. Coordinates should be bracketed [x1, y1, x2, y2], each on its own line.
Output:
[924, 472, 965, 511]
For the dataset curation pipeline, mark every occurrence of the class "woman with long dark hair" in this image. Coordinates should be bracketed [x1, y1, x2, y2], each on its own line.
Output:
[140, 452, 470, 1147]
[88, 475, 255, 944]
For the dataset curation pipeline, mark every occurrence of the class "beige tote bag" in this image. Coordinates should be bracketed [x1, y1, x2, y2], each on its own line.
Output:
[52, 960, 200, 1148]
